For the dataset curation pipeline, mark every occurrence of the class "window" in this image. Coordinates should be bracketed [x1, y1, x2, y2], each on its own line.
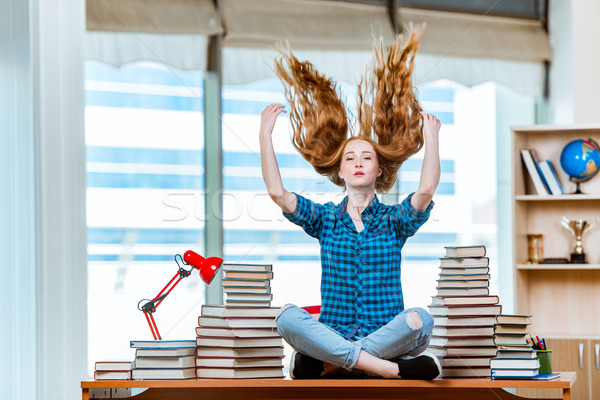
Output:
[85, 58, 535, 374]
[85, 61, 206, 373]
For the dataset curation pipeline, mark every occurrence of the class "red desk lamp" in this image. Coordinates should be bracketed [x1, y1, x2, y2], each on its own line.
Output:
[137, 250, 223, 340]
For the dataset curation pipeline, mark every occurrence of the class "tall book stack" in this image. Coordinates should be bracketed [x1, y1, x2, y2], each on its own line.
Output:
[130, 340, 197, 379]
[196, 305, 284, 379]
[427, 245, 501, 378]
[490, 314, 540, 379]
[222, 263, 274, 307]
[196, 263, 284, 379]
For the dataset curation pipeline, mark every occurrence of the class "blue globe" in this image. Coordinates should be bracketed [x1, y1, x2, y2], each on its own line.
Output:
[560, 139, 600, 181]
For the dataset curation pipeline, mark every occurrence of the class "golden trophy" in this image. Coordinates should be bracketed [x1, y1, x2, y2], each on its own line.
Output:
[561, 217, 596, 263]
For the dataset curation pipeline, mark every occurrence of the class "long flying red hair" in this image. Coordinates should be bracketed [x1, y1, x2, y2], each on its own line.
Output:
[275, 25, 425, 193]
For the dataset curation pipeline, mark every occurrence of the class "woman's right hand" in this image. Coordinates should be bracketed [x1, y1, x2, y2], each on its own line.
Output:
[260, 104, 286, 136]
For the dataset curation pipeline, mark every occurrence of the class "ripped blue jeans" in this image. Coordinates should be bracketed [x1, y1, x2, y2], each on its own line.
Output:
[276, 305, 433, 372]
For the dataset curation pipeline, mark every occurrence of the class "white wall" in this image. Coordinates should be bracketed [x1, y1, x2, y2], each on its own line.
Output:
[571, 0, 600, 123]
[549, 0, 600, 124]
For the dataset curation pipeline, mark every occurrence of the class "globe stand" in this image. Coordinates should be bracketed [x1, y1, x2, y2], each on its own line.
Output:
[570, 177, 585, 194]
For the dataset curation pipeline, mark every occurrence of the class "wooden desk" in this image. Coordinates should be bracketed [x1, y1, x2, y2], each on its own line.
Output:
[82, 372, 576, 400]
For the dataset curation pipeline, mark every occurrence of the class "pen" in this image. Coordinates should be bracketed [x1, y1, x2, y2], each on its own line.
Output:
[541, 338, 546, 350]
[536, 335, 541, 349]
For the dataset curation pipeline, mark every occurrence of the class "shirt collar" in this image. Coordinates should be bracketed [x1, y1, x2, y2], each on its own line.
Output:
[336, 194, 381, 219]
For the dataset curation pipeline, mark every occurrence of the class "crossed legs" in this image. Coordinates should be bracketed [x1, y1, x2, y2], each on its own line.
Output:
[275, 304, 435, 379]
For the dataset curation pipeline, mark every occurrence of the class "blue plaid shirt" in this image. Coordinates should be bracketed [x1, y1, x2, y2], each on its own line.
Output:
[283, 192, 433, 339]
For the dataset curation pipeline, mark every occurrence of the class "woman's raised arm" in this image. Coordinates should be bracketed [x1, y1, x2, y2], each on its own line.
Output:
[259, 104, 298, 214]
[411, 112, 441, 211]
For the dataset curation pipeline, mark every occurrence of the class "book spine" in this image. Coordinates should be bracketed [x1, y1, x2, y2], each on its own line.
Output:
[539, 160, 563, 195]
[521, 149, 549, 195]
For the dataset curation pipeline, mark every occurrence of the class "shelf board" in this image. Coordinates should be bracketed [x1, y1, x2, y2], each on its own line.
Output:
[512, 124, 600, 134]
[517, 263, 600, 270]
[515, 194, 600, 201]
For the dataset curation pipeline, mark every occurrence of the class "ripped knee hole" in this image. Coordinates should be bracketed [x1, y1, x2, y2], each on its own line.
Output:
[406, 310, 423, 331]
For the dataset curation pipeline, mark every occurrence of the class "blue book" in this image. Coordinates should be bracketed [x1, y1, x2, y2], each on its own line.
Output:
[537, 160, 564, 195]
[130, 339, 196, 349]
[491, 367, 539, 378]
[492, 371, 560, 380]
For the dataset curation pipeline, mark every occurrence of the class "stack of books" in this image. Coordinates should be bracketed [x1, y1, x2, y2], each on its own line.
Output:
[428, 245, 501, 378]
[490, 314, 540, 379]
[223, 263, 273, 308]
[130, 340, 197, 379]
[94, 360, 133, 380]
[195, 305, 285, 378]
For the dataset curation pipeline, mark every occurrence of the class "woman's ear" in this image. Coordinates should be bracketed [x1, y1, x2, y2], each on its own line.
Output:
[378, 168, 382, 177]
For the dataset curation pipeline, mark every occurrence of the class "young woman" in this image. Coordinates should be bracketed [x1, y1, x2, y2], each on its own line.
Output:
[259, 27, 442, 380]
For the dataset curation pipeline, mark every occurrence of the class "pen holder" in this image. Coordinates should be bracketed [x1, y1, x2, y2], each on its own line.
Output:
[537, 350, 552, 373]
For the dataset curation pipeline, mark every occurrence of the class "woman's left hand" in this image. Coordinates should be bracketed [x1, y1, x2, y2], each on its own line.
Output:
[420, 112, 441, 142]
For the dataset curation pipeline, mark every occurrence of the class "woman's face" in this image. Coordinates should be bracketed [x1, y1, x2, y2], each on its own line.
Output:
[338, 139, 382, 190]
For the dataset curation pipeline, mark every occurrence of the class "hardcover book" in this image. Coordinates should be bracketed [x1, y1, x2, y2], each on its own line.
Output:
[226, 293, 273, 301]
[537, 160, 563, 195]
[491, 368, 539, 378]
[442, 366, 491, 378]
[130, 340, 196, 349]
[197, 316, 278, 329]
[520, 149, 549, 195]
[201, 305, 280, 318]
[195, 366, 284, 379]
[430, 295, 499, 306]
[435, 287, 489, 296]
[430, 336, 495, 347]
[195, 326, 281, 338]
[439, 267, 490, 275]
[435, 279, 490, 288]
[94, 371, 132, 380]
[222, 263, 273, 272]
[433, 315, 497, 327]
[223, 286, 271, 294]
[94, 361, 134, 371]
[432, 325, 495, 337]
[224, 300, 272, 308]
[196, 335, 283, 348]
[132, 367, 196, 380]
[428, 346, 498, 357]
[196, 346, 285, 358]
[490, 358, 540, 369]
[222, 279, 271, 288]
[134, 355, 196, 369]
[495, 315, 532, 325]
[493, 324, 530, 334]
[195, 357, 284, 368]
[437, 273, 491, 280]
[439, 357, 493, 367]
[444, 245, 486, 258]
[440, 258, 489, 268]
[135, 348, 196, 357]
[223, 271, 274, 280]
[495, 349, 537, 359]
[428, 304, 502, 317]
[493, 333, 529, 346]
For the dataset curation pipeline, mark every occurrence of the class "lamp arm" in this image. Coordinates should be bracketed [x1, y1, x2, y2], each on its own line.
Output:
[137, 251, 222, 340]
